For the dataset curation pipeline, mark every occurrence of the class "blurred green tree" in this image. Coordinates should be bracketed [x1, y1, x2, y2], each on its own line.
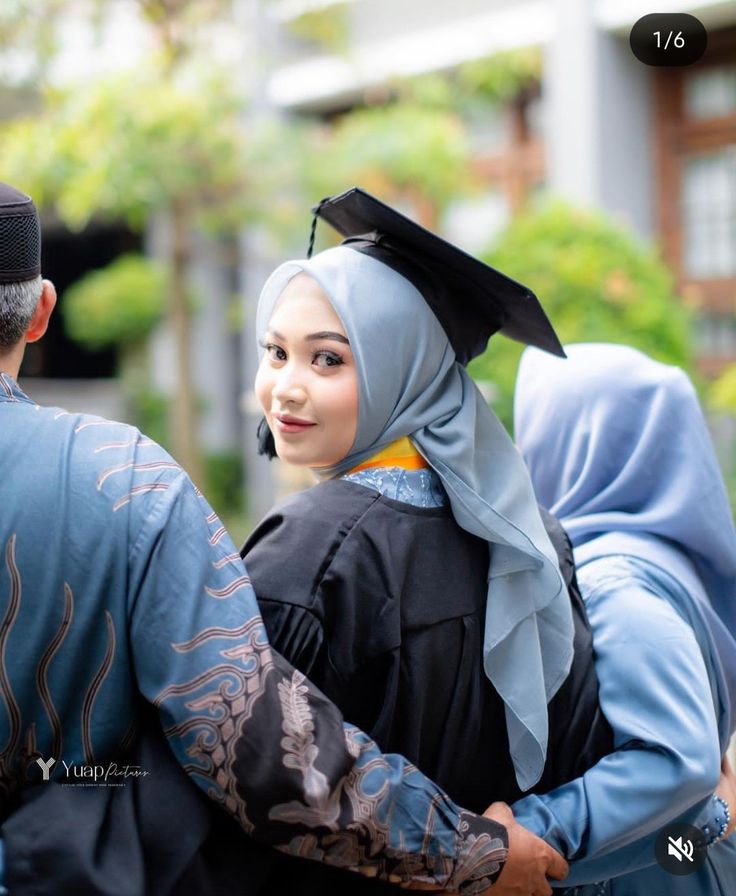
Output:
[1, 64, 250, 486]
[323, 103, 475, 218]
[0, 0, 68, 88]
[244, 101, 478, 256]
[469, 201, 692, 429]
[62, 254, 167, 350]
[710, 364, 736, 414]
[0, 0, 252, 487]
[62, 253, 171, 445]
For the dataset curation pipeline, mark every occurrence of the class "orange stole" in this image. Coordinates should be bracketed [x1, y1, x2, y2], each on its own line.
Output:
[348, 437, 428, 474]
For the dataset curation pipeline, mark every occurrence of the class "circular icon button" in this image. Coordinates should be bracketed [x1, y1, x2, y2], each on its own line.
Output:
[655, 823, 708, 875]
[630, 13, 707, 66]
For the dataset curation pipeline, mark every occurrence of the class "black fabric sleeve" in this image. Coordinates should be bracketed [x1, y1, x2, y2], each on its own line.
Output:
[243, 481, 404, 733]
[257, 598, 325, 679]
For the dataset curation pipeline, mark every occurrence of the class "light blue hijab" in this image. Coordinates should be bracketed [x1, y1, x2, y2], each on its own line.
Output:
[515, 342, 736, 749]
[257, 246, 573, 790]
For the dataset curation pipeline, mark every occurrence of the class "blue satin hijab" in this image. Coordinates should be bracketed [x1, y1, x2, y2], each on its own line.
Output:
[257, 246, 573, 790]
[515, 342, 736, 749]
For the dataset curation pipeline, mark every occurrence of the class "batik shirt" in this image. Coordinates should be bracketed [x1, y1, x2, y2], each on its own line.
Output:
[0, 374, 506, 893]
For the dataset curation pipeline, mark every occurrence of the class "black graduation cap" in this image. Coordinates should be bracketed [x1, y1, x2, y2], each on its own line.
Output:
[0, 183, 41, 284]
[310, 186, 564, 364]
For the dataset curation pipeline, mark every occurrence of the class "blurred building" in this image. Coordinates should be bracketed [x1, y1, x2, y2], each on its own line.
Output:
[265, 0, 736, 378]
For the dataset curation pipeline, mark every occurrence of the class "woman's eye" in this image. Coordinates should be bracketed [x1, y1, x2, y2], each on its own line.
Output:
[265, 343, 287, 362]
[313, 350, 343, 369]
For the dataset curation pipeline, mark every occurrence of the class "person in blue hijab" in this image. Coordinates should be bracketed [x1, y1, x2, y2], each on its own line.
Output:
[512, 342, 736, 893]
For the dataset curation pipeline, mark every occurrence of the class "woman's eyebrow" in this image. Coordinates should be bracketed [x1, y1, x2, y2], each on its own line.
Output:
[306, 331, 350, 344]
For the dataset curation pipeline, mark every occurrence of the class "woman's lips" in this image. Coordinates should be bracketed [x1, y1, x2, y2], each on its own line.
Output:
[274, 414, 316, 434]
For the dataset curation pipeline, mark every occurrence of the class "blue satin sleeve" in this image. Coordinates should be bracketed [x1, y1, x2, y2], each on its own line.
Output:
[512, 556, 721, 886]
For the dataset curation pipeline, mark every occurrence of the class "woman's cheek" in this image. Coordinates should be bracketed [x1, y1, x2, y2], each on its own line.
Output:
[254, 361, 272, 413]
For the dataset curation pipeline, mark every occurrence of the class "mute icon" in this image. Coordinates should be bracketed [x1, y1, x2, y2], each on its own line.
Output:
[667, 835, 694, 862]
[656, 823, 706, 875]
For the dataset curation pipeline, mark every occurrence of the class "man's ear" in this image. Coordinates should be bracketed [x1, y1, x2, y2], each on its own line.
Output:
[25, 279, 57, 344]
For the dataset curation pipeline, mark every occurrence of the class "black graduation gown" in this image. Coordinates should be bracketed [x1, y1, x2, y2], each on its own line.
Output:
[244, 478, 612, 895]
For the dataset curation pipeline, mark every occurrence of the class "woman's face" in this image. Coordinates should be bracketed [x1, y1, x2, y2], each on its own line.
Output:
[255, 273, 359, 469]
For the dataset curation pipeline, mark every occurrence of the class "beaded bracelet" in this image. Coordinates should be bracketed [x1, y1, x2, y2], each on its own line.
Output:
[705, 794, 731, 846]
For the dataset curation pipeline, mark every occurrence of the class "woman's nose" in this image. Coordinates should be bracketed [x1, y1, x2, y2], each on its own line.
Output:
[272, 369, 307, 405]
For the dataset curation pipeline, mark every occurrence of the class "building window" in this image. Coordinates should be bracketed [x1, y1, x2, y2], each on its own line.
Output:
[682, 147, 736, 278]
[695, 312, 736, 359]
[684, 65, 736, 120]
[654, 28, 736, 371]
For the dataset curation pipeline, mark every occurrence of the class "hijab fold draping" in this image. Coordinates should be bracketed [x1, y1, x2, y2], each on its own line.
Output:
[257, 247, 573, 790]
[515, 343, 736, 749]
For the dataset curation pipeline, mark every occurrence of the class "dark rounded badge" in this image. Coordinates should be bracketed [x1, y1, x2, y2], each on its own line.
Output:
[630, 14, 707, 66]
[655, 823, 708, 875]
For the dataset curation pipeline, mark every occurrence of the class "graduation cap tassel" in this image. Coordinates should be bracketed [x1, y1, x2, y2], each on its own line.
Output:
[306, 198, 330, 259]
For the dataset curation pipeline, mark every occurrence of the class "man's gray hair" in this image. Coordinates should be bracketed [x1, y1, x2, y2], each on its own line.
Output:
[0, 275, 43, 351]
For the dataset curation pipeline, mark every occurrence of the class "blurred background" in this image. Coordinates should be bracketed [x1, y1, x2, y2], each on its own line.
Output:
[2, 0, 736, 540]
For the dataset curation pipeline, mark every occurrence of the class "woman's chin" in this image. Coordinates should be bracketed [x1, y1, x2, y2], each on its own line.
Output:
[274, 442, 320, 468]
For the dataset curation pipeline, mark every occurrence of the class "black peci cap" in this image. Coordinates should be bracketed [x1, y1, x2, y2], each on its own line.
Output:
[312, 187, 564, 364]
[0, 183, 41, 284]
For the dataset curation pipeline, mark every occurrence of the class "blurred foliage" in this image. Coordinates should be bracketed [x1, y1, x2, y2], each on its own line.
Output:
[205, 451, 245, 518]
[388, 48, 542, 121]
[0, 0, 236, 83]
[286, 2, 350, 53]
[62, 254, 167, 349]
[242, 55, 535, 245]
[0, 0, 67, 87]
[710, 364, 736, 414]
[219, 510, 252, 552]
[134, 0, 235, 64]
[0, 57, 252, 484]
[244, 102, 477, 252]
[469, 201, 692, 429]
[278, 47, 542, 241]
[1, 64, 249, 233]
[324, 104, 474, 213]
[131, 387, 170, 450]
[456, 48, 543, 105]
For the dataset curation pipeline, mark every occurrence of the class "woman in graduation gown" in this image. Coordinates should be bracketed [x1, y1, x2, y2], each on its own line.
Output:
[511, 343, 736, 894]
[246, 188, 613, 894]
